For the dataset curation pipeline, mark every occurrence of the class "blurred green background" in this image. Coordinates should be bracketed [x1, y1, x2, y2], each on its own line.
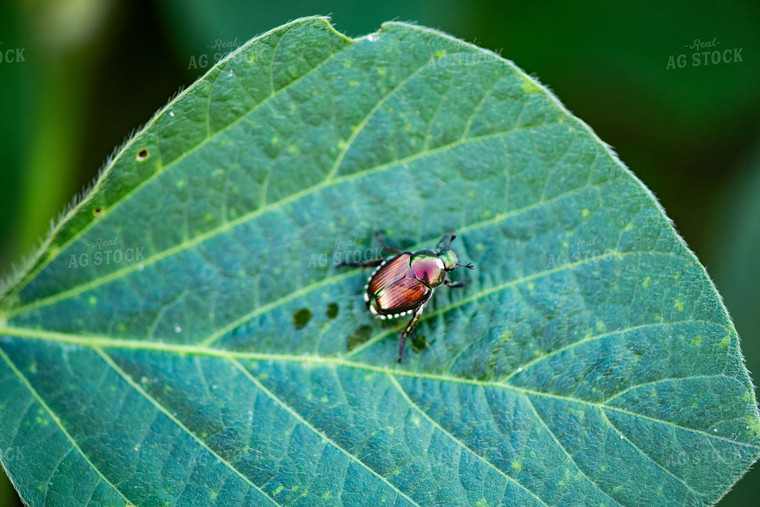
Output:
[1, 1, 758, 505]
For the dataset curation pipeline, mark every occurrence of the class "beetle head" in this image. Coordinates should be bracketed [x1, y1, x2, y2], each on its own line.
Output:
[439, 249, 460, 271]
[435, 231, 474, 271]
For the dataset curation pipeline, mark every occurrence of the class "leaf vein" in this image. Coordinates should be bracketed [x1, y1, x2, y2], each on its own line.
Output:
[599, 409, 705, 497]
[92, 347, 281, 506]
[386, 373, 549, 506]
[3, 20, 354, 304]
[7, 125, 556, 321]
[230, 358, 421, 506]
[522, 394, 622, 505]
[0, 347, 135, 506]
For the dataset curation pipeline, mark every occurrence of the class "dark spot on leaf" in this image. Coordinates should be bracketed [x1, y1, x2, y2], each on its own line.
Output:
[93, 207, 104, 217]
[326, 302, 339, 319]
[293, 308, 312, 329]
[380, 318, 397, 329]
[347, 325, 372, 350]
[411, 333, 428, 353]
[137, 148, 149, 161]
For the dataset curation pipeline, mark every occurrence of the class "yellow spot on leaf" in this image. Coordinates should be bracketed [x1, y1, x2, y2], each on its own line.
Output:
[273, 485, 284, 495]
[674, 299, 684, 311]
[519, 75, 541, 94]
[642, 276, 651, 288]
[582, 208, 590, 218]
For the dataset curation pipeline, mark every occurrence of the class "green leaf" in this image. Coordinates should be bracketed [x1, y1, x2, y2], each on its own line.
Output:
[1, 16, 758, 506]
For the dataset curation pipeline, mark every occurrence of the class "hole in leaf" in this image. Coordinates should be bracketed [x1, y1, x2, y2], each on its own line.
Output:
[293, 308, 312, 329]
[347, 325, 372, 350]
[326, 302, 339, 319]
[93, 207, 105, 217]
[137, 148, 149, 161]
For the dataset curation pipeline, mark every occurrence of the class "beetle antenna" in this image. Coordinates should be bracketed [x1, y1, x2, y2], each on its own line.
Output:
[456, 263, 474, 269]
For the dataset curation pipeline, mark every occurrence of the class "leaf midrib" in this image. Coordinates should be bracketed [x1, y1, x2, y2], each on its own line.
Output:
[2, 324, 751, 507]
[0, 323, 750, 452]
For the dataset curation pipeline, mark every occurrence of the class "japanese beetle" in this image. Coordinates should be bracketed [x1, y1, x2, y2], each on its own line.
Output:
[338, 231, 474, 362]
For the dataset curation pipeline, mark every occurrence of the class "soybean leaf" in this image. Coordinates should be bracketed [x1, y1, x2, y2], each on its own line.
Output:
[1, 16, 758, 506]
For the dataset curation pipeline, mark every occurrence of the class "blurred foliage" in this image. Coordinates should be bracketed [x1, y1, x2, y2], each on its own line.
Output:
[706, 136, 760, 506]
[1, 0, 758, 505]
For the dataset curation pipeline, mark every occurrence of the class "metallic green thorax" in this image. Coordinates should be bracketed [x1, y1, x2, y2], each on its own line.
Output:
[438, 249, 460, 270]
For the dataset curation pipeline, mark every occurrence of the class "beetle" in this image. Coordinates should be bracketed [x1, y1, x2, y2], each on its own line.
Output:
[337, 231, 474, 362]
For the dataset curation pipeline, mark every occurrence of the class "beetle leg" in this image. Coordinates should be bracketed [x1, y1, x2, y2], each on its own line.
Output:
[336, 258, 384, 268]
[444, 278, 471, 288]
[374, 231, 402, 254]
[435, 231, 456, 251]
[399, 304, 425, 363]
